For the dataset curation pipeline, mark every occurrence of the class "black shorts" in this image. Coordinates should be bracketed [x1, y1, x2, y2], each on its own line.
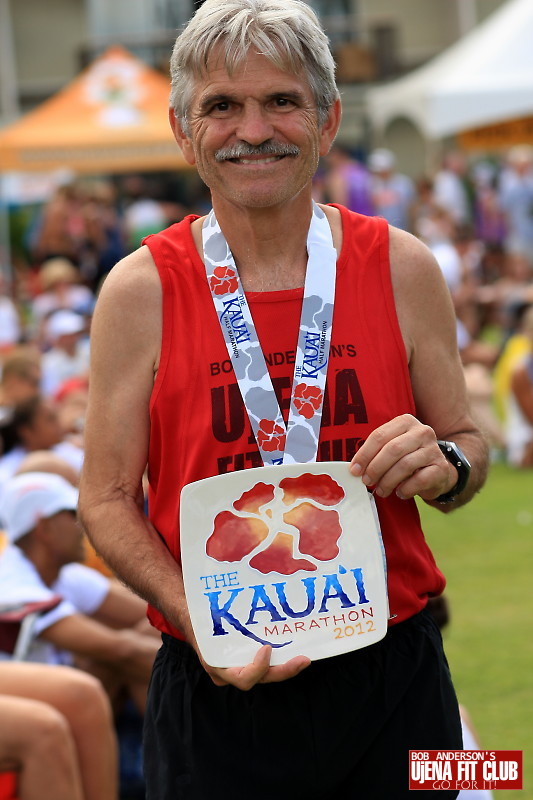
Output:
[143, 608, 462, 800]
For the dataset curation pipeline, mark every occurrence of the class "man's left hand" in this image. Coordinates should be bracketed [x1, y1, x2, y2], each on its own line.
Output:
[349, 414, 456, 501]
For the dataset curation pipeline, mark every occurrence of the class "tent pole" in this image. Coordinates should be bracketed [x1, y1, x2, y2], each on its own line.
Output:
[0, 0, 19, 121]
[456, 0, 477, 38]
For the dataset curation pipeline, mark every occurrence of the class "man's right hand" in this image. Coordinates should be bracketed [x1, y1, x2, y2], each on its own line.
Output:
[200, 645, 311, 691]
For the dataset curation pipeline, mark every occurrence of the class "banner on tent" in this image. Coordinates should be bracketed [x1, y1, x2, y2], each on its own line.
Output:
[459, 116, 533, 151]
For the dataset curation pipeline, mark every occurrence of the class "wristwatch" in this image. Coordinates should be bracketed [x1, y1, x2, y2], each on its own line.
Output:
[435, 440, 471, 504]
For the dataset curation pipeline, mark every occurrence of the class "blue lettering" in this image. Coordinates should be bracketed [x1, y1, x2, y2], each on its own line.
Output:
[350, 568, 369, 604]
[220, 298, 251, 344]
[301, 331, 328, 379]
[273, 578, 317, 618]
[220, 298, 241, 320]
[205, 566, 369, 647]
[318, 573, 357, 613]
[245, 585, 287, 625]
[205, 589, 289, 648]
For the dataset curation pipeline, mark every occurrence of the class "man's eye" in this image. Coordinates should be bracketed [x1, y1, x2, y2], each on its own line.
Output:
[212, 102, 230, 113]
[273, 97, 295, 109]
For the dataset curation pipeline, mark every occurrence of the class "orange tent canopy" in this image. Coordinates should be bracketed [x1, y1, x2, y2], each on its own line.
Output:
[0, 46, 190, 175]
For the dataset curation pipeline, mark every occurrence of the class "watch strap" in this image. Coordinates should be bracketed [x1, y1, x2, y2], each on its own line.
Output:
[435, 439, 471, 504]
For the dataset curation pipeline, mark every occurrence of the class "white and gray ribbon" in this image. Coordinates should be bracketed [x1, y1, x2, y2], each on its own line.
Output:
[202, 202, 337, 465]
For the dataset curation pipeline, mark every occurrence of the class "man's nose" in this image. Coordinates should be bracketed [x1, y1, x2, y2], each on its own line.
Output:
[235, 102, 274, 145]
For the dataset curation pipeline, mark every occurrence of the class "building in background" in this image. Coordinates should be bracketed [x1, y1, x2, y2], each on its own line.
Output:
[0, 0, 510, 171]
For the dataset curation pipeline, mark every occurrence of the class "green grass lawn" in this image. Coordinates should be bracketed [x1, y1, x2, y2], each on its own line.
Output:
[418, 462, 532, 799]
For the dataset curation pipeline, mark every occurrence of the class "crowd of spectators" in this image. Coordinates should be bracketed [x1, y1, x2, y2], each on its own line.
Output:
[0, 177, 183, 799]
[315, 142, 533, 462]
[0, 145, 532, 798]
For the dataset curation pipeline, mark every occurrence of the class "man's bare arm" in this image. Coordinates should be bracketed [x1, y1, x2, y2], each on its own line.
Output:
[78, 248, 196, 643]
[351, 227, 489, 510]
[78, 247, 309, 689]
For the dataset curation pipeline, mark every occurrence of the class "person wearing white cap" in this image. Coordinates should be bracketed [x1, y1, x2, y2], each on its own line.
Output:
[0, 471, 159, 715]
[368, 147, 416, 232]
[41, 309, 90, 398]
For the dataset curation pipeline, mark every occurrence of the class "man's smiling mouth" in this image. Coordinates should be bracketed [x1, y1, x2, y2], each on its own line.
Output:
[229, 155, 287, 164]
[215, 143, 300, 163]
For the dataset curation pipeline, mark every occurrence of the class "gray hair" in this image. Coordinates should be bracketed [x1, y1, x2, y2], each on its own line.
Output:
[170, 0, 338, 132]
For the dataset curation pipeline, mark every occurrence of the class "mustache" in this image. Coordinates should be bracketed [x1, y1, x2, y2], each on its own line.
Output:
[214, 141, 300, 162]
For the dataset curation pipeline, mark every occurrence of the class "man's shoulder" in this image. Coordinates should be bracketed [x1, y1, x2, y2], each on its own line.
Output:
[106, 244, 159, 281]
[101, 214, 197, 299]
[387, 226, 448, 318]
[96, 245, 162, 314]
[388, 225, 438, 272]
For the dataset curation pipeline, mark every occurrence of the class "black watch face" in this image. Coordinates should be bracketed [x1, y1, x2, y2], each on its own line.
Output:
[437, 440, 470, 498]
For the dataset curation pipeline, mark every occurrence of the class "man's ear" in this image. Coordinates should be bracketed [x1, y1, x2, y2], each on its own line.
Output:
[169, 108, 196, 166]
[319, 97, 342, 158]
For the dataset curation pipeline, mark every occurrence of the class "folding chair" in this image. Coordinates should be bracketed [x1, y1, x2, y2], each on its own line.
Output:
[0, 597, 62, 661]
[0, 772, 17, 800]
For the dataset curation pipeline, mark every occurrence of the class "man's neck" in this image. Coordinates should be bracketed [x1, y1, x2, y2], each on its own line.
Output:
[207, 195, 314, 292]
[19, 543, 60, 587]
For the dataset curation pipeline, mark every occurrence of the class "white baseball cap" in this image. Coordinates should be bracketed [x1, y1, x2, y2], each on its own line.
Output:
[46, 310, 85, 342]
[368, 148, 396, 172]
[0, 472, 78, 543]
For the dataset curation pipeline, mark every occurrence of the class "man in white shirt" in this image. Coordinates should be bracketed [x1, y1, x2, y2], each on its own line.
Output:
[41, 310, 90, 398]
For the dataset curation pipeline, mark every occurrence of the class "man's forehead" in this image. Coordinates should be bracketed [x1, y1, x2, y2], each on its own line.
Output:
[193, 48, 309, 95]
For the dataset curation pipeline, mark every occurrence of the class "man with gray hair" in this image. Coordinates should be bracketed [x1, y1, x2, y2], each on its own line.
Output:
[79, 1, 488, 797]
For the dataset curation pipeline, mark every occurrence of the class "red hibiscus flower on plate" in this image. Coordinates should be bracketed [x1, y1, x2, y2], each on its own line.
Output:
[257, 418, 286, 452]
[293, 383, 323, 419]
[206, 475, 345, 575]
[209, 265, 238, 295]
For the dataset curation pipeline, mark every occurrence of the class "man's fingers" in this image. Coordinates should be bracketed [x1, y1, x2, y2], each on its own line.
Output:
[349, 416, 444, 497]
[350, 414, 417, 461]
[206, 649, 311, 690]
[260, 655, 311, 683]
[207, 645, 272, 690]
[369, 444, 442, 497]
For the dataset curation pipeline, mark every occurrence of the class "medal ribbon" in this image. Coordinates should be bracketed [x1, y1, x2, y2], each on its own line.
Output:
[203, 202, 337, 465]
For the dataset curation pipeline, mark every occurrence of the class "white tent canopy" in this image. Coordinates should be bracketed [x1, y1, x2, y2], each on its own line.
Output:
[366, 0, 533, 140]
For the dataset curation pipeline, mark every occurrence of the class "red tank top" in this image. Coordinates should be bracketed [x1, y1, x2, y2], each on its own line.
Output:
[144, 206, 445, 638]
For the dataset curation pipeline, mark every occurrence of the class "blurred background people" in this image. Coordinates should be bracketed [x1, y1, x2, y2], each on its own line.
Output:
[432, 150, 474, 227]
[368, 147, 416, 231]
[505, 304, 533, 467]
[0, 395, 84, 485]
[0, 471, 158, 715]
[40, 310, 90, 398]
[0, 348, 41, 424]
[321, 143, 374, 215]
[30, 257, 94, 347]
[121, 175, 167, 251]
[53, 377, 89, 450]
[498, 145, 533, 283]
[0, 277, 21, 355]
